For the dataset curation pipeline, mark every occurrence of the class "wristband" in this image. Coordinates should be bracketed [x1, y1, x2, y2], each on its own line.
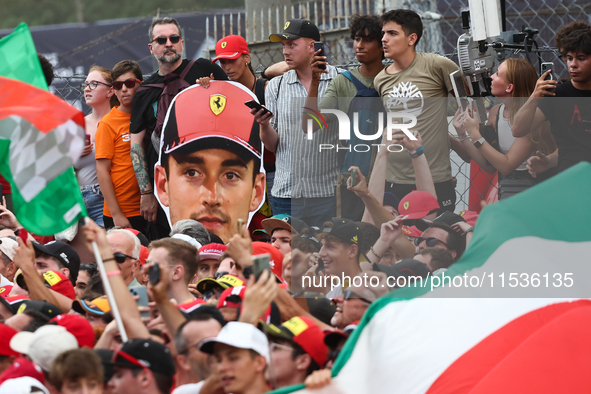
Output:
[459, 135, 471, 142]
[369, 246, 382, 259]
[260, 67, 269, 79]
[462, 227, 474, 236]
[141, 190, 153, 196]
[409, 146, 424, 158]
[106, 269, 121, 277]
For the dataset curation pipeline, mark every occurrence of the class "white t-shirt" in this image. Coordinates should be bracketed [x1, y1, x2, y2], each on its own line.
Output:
[171, 382, 205, 394]
[0, 275, 12, 287]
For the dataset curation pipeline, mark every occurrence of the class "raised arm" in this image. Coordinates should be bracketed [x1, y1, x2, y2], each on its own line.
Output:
[512, 70, 554, 137]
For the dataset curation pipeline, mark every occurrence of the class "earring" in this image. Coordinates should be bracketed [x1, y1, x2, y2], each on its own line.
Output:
[506, 89, 510, 92]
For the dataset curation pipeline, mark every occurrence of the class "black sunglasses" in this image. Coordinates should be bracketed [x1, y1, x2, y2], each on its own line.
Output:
[112, 252, 135, 264]
[112, 78, 141, 90]
[413, 237, 449, 248]
[343, 289, 373, 304]
[151, 34, 181, 45]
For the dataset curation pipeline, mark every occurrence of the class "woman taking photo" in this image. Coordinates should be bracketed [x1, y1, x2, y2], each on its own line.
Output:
[453, 58, 556, 185]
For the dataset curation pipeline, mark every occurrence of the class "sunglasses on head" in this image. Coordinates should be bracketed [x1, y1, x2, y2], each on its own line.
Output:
[414, 237, 449, 248]
[151, 34, 181, 45]
[112, 78, 141, 90]
[343, 289, 373, 304]
[112, 252, 135, 264]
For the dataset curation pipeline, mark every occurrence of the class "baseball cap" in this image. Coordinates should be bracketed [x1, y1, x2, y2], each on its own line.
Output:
[458, 209, 479, 227]
[72, 295, 111, 316]
[415, 211, 467, 232]
[212, 35, 249, 63]
[15, 270, 76, 300]
[198, 243, 227, 261]
[252, 242, 285, 282]
[0, 356, 45, 385]
[200, 321, 270, 362]
[262, 214, 307, 236]
[373, 259, 431, 280]
[171, 233, 202, 249]
[398, 191, 440, 220]
[401, 225, 422, 238]
[94, 349, 114, 383]
[10, 325, 78, 371]
[50, 314, 95, 348]
[0, 377, 48, 394]
[0, 238, 17, 261]
[323, 328, 351, 349]
[32, 240, 80, 282]
[161, 81, 262, 160]
[0, 324, 18, 357]
[217, 285, 246, 309]
[263, 316, 328, 366]
[269, 19, 320, 42]
[177, 303, 227, 327]
[383, 192, 400, 210]
[111, 338, 175, 377]
[196, 274, 244, 294]
[15, 300, 62, 320]
[322, 218, 363, 246]
[303, 293, 336, 326]
[0, 294, 29, 315]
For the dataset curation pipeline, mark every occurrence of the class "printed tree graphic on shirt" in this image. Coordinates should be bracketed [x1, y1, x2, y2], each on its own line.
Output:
[385, 81, 425, 117]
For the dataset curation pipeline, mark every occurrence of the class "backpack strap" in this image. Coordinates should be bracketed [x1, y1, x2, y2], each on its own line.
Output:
[276, 75, 284, 99]
[342, 70, 367, 92]
[179, 59, 197, 80]
[254, 78, 266, 105]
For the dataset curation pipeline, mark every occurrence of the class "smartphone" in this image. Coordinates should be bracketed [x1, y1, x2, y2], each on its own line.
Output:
[148, 263, 161, 286]
[18, 228, 28, 243]
[350, 169, 356, 187]
[314, 41, 326, 70]
[244, 100, 273, 117]
[252, 254, 271, 281]
[129, 286, 150, 319]
[0, 184, 3, 204]
[315, 257, 325, 275]
[541, 62, 556, 93]
[85, 134, 91, 146]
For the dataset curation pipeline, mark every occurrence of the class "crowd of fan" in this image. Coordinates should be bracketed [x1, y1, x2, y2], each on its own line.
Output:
[0, 7, 590, 394]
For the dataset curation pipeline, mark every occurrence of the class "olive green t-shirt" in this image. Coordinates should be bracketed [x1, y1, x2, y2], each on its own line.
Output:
[319, 67, 377, 113]
[374, 52, 459, 184]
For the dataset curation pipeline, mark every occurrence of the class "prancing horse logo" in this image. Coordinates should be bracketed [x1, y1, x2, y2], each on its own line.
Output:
[210, 94, 227, 115]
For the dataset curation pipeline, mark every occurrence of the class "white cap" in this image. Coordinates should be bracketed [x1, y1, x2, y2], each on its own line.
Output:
[171, 233, 203, 249]
[0, 377, 49, 394]
[199, 321, 270, 362]
[10, 325, 78, 371]
[0, 238, 17, 261]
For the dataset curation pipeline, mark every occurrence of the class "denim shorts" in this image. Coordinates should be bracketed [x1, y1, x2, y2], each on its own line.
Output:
[80, 184, 104, 227]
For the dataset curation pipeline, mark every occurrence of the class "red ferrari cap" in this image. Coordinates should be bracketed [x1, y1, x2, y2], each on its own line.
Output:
[212, 35, 249, 64]
[161, 81, 262, 160]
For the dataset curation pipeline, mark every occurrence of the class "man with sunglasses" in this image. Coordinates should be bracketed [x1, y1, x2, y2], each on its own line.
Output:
[330, 289, 372, 330]
[106, 229, 142, 289]
[415, 222, 465, 262]
[130, 17, 227, 240]
[108, 338, 176, 394]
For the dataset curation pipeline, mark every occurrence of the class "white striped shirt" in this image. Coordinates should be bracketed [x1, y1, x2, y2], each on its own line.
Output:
[265, 65, 340, 199]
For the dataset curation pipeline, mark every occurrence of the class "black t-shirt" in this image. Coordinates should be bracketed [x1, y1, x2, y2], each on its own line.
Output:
[537, 80, 591, 172]
[129, 58, 228, 181]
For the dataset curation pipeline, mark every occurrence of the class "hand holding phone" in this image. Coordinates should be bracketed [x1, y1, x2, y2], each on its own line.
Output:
[314, 42, 326, 70]
[252, 254, 271, 281]
[148, 263, 161, 285]
[315, 257, 325, 275]
[245, 100, 273, 117]
[350, 169, 356, 187]
[130, 286, 150, 319]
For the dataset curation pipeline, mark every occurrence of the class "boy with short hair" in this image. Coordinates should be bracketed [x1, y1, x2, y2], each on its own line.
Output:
[49, 348, 104, 394]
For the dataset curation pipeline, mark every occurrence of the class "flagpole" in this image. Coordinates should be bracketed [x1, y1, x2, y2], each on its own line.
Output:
[85, 218, 128, 342]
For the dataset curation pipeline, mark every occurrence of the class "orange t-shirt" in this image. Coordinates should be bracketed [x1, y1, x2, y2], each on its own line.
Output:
[95, 107, 141, 218]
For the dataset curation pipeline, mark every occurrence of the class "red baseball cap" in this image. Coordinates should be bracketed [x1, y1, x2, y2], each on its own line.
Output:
[0, 323, 18, 357]
[401, 225, 422, 238]
[161, 81, 262, 160]
[212, 35, 249, 64]
[263, 316, 328, 366]
[251, 242, 284, 283]
[217, 285, 246, 309]
[0, 356, 45, 385]
[198, 243, 227, 261]
[177, 298, 207, 315]
[14, 270, 76, 300]
[398, 191, 440, 220]
[50, 314, 95, 348]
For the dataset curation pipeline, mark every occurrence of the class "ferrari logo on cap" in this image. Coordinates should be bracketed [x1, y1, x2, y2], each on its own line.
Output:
[17, 304, 27, 314]
[284, 22, 290, 29]
[404, 202, 410, 210]
[210, 94, 227, 115]
[221, 41, 227, 48]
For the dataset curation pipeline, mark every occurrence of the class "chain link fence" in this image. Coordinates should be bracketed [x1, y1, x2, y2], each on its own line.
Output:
[52, 0, 587, 213]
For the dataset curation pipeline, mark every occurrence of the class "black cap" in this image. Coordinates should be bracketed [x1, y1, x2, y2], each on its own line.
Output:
[269, 19, 320, 42]
[94, 349, 114, 383]
[304, 292, 336, 326]
[323, 218, 363, 246]
[180, 304, 227, 327]
[415, 211, 466, 232]
[209, 232, 224, 245]
[373, 259, 431, 280]
[17, 300, 62, 319]
[33, 240, 80, 284]
[111, 338, 176, 377]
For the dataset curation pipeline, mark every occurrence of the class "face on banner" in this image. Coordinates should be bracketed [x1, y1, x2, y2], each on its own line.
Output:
[154, 82, 266, 243]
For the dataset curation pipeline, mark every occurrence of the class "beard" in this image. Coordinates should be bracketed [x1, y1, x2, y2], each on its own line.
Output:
[157, 48, 182, 65]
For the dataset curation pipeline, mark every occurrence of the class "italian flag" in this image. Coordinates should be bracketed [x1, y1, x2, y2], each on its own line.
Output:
[275, 162, 591, 393]
[0, 24, 87, 235]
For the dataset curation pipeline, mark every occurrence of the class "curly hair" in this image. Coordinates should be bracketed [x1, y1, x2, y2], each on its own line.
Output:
[555, 21, 591, 54]
[349, 14, 382, 43]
